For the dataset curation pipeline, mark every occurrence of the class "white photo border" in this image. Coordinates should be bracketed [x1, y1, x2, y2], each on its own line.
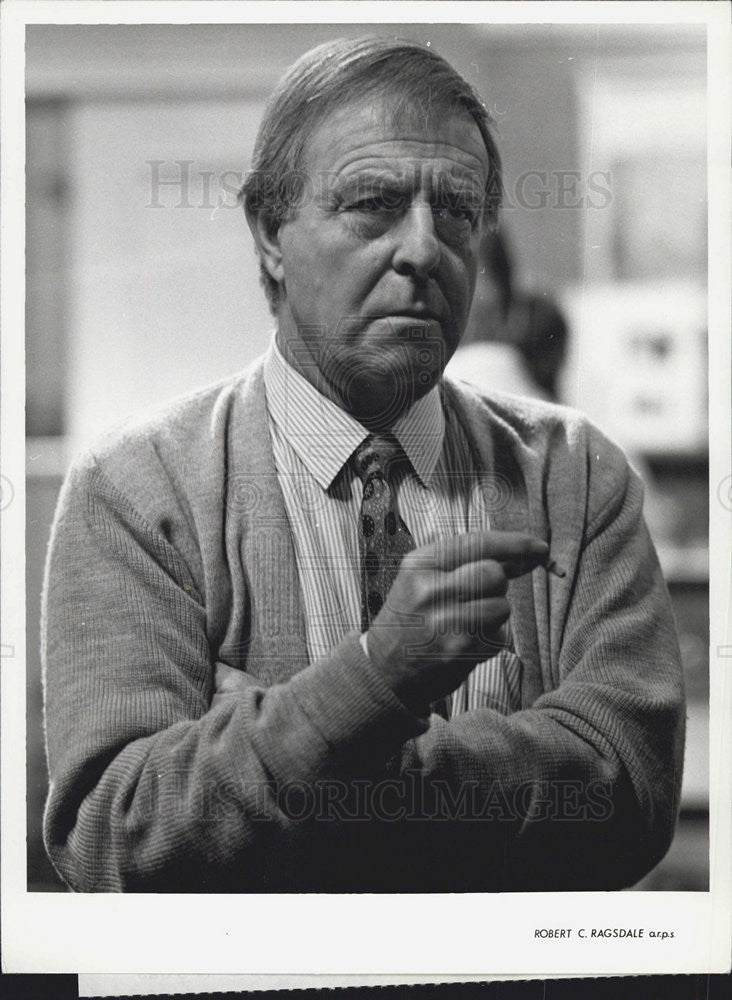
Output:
[2, 0, 730, 979]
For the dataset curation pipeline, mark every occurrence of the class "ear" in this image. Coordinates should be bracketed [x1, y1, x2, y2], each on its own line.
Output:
[245, 202, 285, 285]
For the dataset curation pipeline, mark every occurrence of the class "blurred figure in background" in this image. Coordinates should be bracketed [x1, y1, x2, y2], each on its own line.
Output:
[448, 228, 668, 545]
[446, 229, 568, 402]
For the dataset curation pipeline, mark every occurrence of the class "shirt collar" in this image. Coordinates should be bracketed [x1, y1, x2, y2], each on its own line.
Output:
[263, 337, 445, 490]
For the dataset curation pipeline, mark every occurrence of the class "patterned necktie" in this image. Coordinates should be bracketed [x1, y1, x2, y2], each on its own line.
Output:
[353, 433, 416, 633]
[354, 434, 450, 722]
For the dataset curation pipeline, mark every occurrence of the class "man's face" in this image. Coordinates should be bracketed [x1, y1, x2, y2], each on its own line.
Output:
[271, 93, 490, 427]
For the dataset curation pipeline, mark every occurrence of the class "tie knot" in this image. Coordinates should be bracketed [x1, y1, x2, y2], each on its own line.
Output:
[353, 433, 403, 485]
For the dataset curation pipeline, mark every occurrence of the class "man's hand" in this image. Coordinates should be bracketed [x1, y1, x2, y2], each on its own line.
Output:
[366, 531, 549, 715]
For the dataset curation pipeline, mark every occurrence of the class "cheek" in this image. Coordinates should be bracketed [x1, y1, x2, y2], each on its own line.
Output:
[280, 230, 318, 289]
[281, 224, 375, 310]
[443, 251, 477, 320]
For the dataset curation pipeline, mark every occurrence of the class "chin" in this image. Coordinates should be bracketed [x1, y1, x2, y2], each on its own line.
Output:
[346, 365, 438, 428]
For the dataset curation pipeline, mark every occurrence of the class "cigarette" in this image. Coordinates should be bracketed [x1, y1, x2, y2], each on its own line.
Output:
[544, 557, 566, 579]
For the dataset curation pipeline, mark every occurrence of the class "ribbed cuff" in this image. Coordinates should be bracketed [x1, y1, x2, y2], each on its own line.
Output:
[289, 631, 429, 761]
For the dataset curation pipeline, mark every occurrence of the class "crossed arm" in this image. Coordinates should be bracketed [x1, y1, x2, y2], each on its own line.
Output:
[42, 445, 684, 892]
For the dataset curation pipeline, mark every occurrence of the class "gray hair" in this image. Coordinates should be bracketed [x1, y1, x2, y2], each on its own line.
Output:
[241, 36, 502, 312]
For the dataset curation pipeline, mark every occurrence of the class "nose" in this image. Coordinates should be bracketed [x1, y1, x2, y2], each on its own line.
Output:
[391, 202, 441, 279]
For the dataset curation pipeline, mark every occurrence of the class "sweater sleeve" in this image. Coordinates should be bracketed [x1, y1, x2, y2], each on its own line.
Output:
[42, 453, 426, 892]
[396, 431, 686, 890]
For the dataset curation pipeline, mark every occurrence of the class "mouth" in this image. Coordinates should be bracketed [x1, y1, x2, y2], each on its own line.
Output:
[373, 312, 442, 326]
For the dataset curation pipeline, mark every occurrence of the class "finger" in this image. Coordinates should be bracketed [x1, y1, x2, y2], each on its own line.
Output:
[461, 597, 512, 648]
[441, 559, 508, 600]
[410, 531, 549, 573]
[444, 547, 549, 592]
[501, 548, 553, 580]
[431, 597, 512, 654]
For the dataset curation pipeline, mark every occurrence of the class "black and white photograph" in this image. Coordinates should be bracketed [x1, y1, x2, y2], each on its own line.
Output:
[3, 0, 730, 981]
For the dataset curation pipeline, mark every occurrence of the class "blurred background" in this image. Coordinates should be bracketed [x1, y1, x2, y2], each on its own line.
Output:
[25, 23, 708, 891]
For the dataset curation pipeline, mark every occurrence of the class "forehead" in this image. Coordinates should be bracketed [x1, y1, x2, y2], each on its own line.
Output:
[300, 92, 490, 186]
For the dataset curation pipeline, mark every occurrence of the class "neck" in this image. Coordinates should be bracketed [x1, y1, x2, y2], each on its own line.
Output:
[275, 328, 430, 431]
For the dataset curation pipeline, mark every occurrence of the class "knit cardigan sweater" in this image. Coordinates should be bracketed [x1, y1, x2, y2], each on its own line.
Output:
[42, 362, 685, 892]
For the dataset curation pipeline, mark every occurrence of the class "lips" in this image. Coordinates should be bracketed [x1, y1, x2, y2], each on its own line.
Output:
[373, 311, 442, 323]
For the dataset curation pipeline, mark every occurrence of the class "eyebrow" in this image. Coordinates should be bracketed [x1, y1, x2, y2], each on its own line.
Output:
[325, 171, 409, 200]
[324, 167, 485, 203]
[433, 173, 485, 203]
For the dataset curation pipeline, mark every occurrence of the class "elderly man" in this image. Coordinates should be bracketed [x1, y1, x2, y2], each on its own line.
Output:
[42, 37, 684, 893]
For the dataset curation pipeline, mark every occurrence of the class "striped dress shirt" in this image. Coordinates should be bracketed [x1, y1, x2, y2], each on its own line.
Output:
[263, 339, 521, 718]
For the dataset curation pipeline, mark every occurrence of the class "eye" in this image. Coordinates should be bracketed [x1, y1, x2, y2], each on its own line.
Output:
[433, 195, 477, 227]
[352, 196, 391, 213]
[448, 206, 472, 222]
[349, 191, 408, 215]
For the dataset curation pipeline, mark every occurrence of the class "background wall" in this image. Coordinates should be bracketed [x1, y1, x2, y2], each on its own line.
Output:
[25, 22, 709, 891]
